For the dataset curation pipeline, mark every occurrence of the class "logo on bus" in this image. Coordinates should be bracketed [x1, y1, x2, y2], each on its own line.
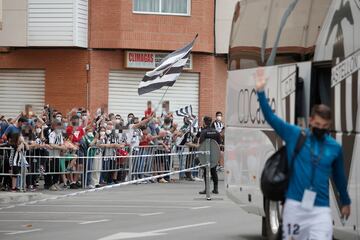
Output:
[237, 88, 276, 125]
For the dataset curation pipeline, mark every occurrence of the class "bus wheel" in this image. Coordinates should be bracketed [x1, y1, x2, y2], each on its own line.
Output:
[264, 199, 282, 240]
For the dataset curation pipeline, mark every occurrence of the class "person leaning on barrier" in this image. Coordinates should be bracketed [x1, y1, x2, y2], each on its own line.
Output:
[255, 68, 351, 239]
[2, 117, 29, 192]
[187, 116, 222, 194]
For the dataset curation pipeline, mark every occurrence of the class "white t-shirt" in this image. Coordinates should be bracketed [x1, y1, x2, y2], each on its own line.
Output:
[48, 130, 64, 156]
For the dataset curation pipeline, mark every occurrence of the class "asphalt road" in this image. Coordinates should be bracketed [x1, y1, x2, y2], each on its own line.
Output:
[0, 181, 262, 240]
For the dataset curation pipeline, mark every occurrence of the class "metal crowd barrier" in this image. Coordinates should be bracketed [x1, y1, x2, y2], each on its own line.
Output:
[0, 145, 206, 191]
[84, 146, 131, 187]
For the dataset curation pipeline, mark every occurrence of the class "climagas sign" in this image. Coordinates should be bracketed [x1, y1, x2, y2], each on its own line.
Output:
[125, 51, 192, 70]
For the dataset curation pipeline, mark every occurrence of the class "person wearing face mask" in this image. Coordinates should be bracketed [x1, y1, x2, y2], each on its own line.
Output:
[79, 126, 96, 188]
[211, 112, 225, 134]
[91, 127, 112, 187]
[66, 115, 85, 145]
[255, 69, 350, 240]
[47, 121, 67, 191]
[126, 113, 135, 128]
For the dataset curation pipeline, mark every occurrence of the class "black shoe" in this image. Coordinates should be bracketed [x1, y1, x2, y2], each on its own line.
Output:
[70, 183, 79, 189]
[212, 189, 219, 194]
[76, 181, 82, 188]
[199, 190, 206, 195]
[95, 184, 101, 188]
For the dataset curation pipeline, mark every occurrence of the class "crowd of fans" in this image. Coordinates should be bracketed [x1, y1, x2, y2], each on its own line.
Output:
[0, 101, 225, 192]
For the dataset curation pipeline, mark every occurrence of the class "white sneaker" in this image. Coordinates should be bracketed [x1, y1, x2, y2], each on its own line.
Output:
[159, 178, 168, 183]
[88, 185, 95, 189]
[193, 177, 203, 182]
[54, 183, 63, 191]
[49, 184, 58, 191]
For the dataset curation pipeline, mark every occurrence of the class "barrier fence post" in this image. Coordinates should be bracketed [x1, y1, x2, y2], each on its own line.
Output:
[128, 147, 133, 181]
[20, 155, 26, 192]
[205, 140, 211, 200]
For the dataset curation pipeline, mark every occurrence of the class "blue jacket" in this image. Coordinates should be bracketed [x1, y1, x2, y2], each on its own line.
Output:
[258, 91, 351, 207]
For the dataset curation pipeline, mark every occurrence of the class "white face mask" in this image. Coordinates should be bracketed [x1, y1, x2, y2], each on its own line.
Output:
[106, 129, 112, 135]
[103, 123, 107, 128]
[87, 132, 94, 138]
[56, 116, 62, 122]
[100, 131, 106, 137]
[114, 129, 120, 135]
[216, 116, 222, 121]
[36, 128, 42, 134]
[115, 119, 121, 124]
[82, 116, 87, 121]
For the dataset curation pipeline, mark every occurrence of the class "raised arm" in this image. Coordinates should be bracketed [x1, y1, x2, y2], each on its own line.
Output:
[255, 67, 298, 143]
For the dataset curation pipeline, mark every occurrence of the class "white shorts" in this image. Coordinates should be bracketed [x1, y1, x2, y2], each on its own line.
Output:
[282, 199, 333, 240]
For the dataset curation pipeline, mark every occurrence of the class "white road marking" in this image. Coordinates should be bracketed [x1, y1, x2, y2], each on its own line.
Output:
[97, 222, 216, 240]
[138, 212, 164, 216]
[0, 211, 162, 216]
[190, 206, 211, 210]
[79, 219, 110, 225]
[0, 219, 109, 224]
[55, 199, 226, 204]
[152, 222, 216, 233]
[98, 232, 165, 239]
[5, 228, 42, 235]
[20, 204, 207, 209]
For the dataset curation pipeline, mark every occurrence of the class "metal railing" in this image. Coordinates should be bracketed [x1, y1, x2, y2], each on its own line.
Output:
[0, 144, 208, 191]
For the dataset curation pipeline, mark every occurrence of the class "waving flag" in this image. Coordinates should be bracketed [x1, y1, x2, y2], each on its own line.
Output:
[175, 105, 196, 119]
[138, 34, 198, 95]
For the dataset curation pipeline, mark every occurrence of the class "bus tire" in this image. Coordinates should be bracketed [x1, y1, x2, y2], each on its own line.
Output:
[264, 199, 282, 240]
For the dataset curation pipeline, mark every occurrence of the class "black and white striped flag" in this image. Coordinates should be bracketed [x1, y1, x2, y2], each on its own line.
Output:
[138, 35, 198, 95]
[175, 105, 196, 119]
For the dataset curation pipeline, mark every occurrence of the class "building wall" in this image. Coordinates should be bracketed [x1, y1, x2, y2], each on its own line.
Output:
[0, 48, 88, 114]
[0, 0, 27, 47]
[88, 49, 223, 118]
[89, 0, 214, 53]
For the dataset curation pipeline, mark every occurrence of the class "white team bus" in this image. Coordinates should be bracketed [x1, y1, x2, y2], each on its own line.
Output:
[225, 0, 360, 239]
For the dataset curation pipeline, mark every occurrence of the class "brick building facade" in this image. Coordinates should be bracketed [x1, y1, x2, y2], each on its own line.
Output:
[0, 0, 227, 120]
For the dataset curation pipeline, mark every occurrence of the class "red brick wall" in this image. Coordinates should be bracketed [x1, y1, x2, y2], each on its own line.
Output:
[0, 48, 227, 120]
[89, 0, 214, 53]
[0, 48, 88, 115]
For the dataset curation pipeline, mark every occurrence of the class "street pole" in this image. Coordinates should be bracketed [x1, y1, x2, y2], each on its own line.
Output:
[205, 139, 211, 200]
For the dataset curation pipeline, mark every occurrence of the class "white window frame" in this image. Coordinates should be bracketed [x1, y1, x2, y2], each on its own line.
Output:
[133, 0, 191, 17]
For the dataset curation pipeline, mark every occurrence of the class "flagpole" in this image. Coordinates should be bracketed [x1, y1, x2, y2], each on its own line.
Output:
[154, 86, 170, 113]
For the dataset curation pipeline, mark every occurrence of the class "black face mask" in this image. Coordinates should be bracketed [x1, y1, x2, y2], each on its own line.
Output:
[312, 127, 328, 140]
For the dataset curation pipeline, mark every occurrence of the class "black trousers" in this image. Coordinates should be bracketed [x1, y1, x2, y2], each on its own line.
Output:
[202, 166, 218, 188]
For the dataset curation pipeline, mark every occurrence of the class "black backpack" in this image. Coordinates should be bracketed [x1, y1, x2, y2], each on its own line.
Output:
[260, 130, 306, 201]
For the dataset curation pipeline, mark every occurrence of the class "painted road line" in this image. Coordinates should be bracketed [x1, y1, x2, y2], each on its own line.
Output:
[0, 219, 109, 224]
[79, 219, 110, 225]
[152, 222, 216, 233]
[97, 222, 216, 240]
[190, 206, 211, 210]
[5, 228, 42, 235]
[19, 204, 209, 209]
[138, 212, 164, 216]
[0, 211, 163, 216]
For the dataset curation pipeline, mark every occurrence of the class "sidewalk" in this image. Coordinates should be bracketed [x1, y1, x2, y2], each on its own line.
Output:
[0, 191, 45, 204]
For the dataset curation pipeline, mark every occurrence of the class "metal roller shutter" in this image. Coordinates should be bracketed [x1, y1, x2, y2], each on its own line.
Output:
[0, 70, 45, 118]
[108, 70, 199, 124]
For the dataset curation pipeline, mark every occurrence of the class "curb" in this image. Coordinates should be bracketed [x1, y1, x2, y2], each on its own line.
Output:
[0, 192, 45, 204]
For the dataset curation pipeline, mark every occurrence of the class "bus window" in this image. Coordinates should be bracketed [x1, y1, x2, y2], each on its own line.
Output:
[310, 61, 332, 110]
